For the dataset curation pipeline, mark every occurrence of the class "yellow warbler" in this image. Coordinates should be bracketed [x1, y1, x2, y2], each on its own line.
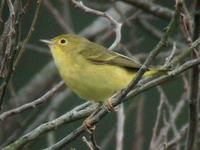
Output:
[41, 34, 165, 102]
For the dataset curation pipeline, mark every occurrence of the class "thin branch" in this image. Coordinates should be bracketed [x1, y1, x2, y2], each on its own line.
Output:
[13, 0, 42, 69]
[0, 81, 64, 121]
[0, 0, 16, 109]
[0, 0, 41, 109]
[23, 89, 72, 134]
[3, 103, 98, 150]
[166, 123, 188, 149]
[185, 0, 200, 149]
[80, 2, 132, 38]
[71, 0, 122, 49]
[164, 43, 177, 66]
[166, 37, 200, 68]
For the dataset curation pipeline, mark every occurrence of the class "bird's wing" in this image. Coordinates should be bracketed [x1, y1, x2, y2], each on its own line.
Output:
[79, 42, 142, 70]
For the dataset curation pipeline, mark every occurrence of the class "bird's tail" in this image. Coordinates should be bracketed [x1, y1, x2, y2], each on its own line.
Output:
[143, 68, 169, 78]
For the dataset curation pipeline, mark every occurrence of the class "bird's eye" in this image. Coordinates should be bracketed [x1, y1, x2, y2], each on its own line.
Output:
[59, 39, 68, 45]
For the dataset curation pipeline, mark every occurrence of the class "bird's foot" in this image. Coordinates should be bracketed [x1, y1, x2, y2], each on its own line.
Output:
[84, 118, 96, 134]
[106, 98, 118, 112]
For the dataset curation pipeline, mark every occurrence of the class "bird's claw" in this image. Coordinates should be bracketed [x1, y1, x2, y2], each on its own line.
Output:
[106, 98, 117, 112]
[84, 119, 96, 134]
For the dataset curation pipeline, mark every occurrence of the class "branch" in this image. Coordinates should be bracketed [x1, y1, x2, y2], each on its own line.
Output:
[185, 0, 200, 149]
[2, 103, 98, 150]
[0, 81, 64, 121]
[0, 0, 41, 108]
[80, 2, 131, 38]
[71, 0, 122, 49]
[13, 0, 41, 69]
[0, 89, 72, 149]
[0, 0, 16, 109]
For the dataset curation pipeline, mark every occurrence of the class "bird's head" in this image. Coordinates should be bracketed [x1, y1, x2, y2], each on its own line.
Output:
[41, 34, 88, 53]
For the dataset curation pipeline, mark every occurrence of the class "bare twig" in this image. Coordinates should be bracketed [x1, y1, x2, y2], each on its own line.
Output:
[13, 0, 42, 69]
[0, 81, 64, 121]
[164, 43, 177, 66]
[71, 0, 122, 49]
[0, 0, 16, 109]
[23, 89, 72, 134]
[80, 2, 132, 38]
[3, 103, 98, 150]
[185, 0, 200, 149]
[168, 37, 200, 67]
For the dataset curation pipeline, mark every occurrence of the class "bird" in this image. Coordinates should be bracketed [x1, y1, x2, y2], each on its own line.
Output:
[41, 34, 165, 105]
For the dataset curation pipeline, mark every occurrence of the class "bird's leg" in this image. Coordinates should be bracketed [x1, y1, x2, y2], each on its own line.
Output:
[84, 103, 101, 134]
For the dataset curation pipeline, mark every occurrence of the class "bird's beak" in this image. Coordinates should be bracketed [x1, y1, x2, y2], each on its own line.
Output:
[40, 39, 52, 45]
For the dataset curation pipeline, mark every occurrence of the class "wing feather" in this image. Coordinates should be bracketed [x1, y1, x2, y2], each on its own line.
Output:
[79, 41, 142, 70]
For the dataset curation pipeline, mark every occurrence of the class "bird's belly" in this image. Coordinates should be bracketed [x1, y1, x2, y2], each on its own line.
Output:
[60, 63, 134, 102]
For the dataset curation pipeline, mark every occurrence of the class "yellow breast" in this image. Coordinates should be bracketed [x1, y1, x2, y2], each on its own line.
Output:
[51, 48, 134, 102]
